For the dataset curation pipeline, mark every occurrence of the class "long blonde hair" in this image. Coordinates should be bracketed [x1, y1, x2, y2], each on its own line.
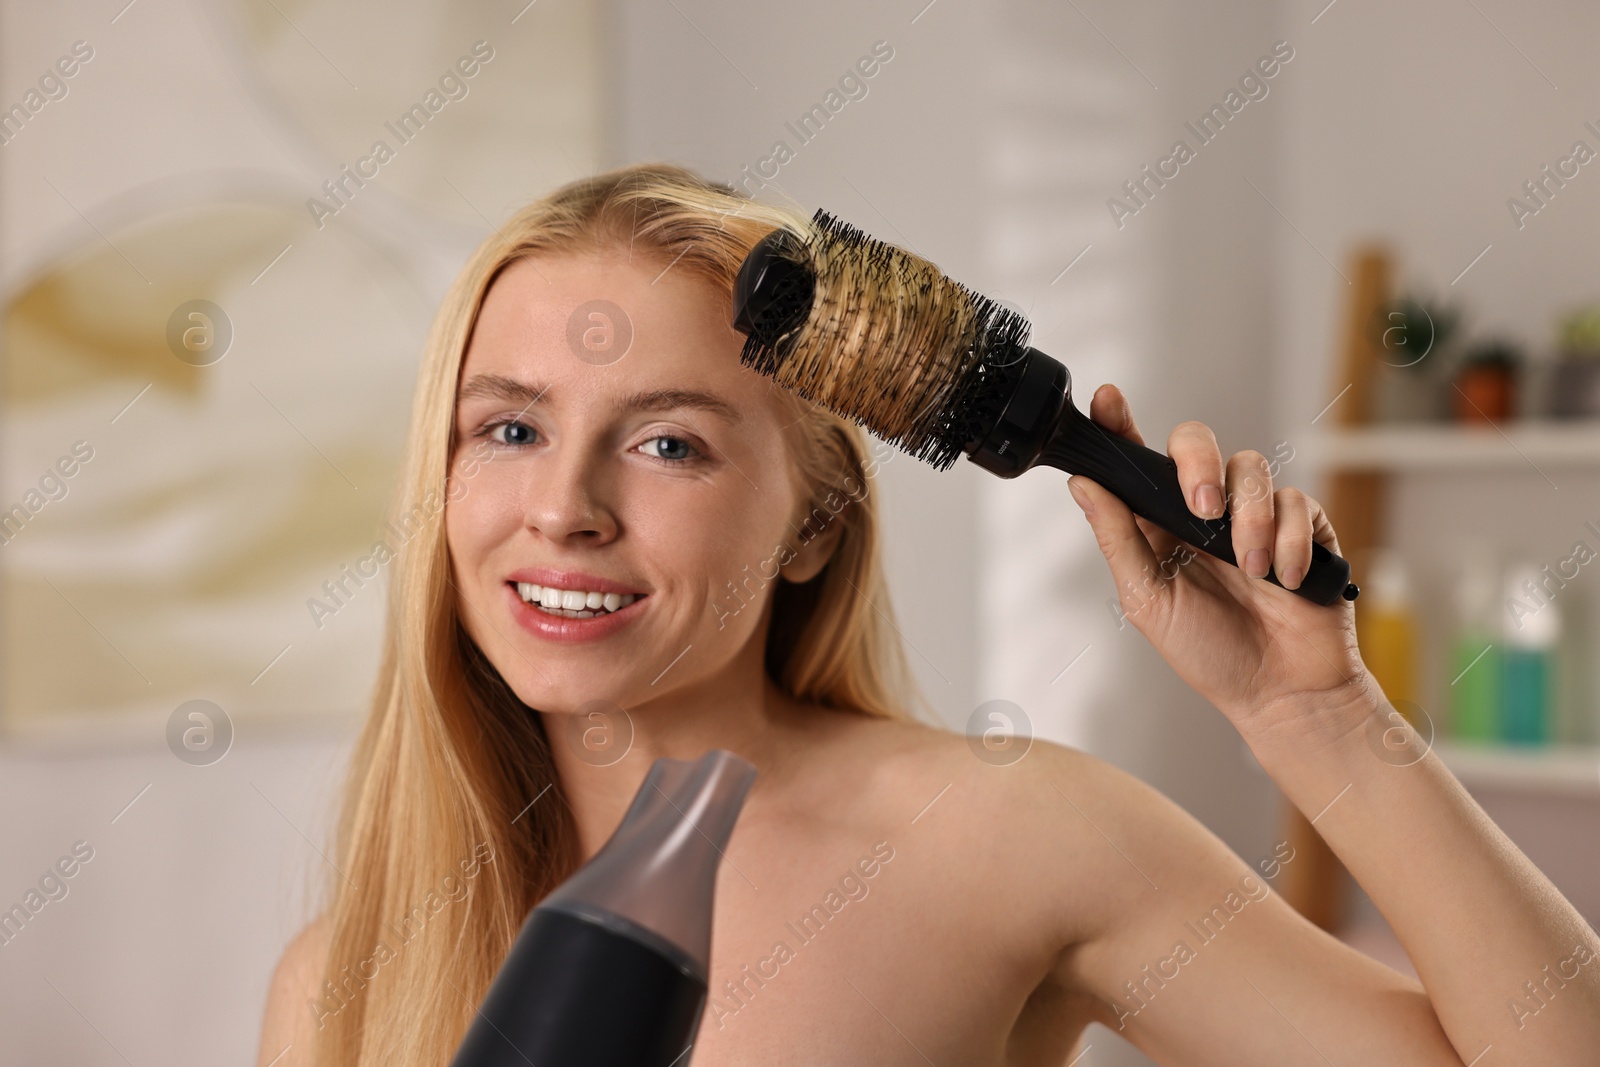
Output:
[311, 162, 928, 1065]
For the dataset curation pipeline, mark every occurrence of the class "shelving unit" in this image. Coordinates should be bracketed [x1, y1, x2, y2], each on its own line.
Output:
[1276, 245, 1600, 934]
[1312, 424, 1600, 798]
[1433, 741, 1600, 795]
[1316, 422, 1600, 471]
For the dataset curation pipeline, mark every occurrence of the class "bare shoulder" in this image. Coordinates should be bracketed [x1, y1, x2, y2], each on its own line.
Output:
[800, 706, 1184, 934]
[799, 703, 1122, 808]
[257, 914, 330, 1067]
[812, 705, 1158, 824]
[846, 711, 1286, 925]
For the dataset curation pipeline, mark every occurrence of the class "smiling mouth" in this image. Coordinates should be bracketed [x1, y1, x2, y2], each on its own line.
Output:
[509, 581, 646, 620]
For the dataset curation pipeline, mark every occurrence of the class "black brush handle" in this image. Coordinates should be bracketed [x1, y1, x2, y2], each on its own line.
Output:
[1039, 398, 1356, 606]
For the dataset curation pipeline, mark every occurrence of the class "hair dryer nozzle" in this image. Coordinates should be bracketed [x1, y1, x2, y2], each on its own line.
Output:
[539, 748, 757, 979]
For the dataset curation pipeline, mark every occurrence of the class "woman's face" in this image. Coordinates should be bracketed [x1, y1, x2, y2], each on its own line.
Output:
[446, 248, 830, 715]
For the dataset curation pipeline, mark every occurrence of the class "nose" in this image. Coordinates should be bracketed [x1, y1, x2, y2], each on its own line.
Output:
[522, 438, 617, 545]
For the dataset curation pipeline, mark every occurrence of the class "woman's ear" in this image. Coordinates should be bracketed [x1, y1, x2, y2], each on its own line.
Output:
[778, 503, 847, 585]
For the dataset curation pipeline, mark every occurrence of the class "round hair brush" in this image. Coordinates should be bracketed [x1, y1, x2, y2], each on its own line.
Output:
[731, 209, 1358, 606]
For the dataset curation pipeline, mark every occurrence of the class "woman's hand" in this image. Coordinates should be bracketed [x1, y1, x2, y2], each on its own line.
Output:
[1065, 383, 1377, 747]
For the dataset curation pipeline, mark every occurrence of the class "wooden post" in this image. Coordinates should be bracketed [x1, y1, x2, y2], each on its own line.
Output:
[1276, 245, 1391, 931]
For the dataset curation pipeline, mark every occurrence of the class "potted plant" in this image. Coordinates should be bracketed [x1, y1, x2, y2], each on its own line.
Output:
[1546, 303, 1600, 419]
[1369, 296, 1461, 422]
[1452, 339, 1520, 423]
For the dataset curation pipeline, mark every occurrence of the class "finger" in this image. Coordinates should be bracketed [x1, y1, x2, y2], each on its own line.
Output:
[1088, 383, 1147, 448]
[1168, 420, 1226, 520]
[1310, 500, 1342, 560]
[1088, 383, 1179, 560]
[1224, 450, 1275, 579]
[1271, 488, 1317, 590]
[1068, 475, 1172, 621]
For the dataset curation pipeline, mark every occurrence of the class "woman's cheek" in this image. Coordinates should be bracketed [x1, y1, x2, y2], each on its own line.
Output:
[443, 474, 497, 561]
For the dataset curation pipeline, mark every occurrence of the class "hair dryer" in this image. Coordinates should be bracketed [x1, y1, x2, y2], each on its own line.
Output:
[450, 748, 757, 1067]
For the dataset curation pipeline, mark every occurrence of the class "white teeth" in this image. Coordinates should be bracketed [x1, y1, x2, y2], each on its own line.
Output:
[515, 581, 640, 614]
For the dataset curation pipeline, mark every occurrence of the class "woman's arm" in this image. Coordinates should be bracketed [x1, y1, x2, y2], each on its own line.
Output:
[1058, 383, 1600, 1065]
[1251, 681, 1600, 1064]
[1031, 736, 1460, 1065]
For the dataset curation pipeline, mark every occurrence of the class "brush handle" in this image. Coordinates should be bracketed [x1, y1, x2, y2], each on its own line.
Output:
[1038, 398, 1357, 606]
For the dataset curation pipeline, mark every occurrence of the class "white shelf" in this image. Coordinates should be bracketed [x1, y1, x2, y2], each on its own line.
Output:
[1434, 741, 1600, 795]
[1318, 422, 1600, 471]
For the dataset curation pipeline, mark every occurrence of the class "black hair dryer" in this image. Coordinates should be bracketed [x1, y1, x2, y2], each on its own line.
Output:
[450, 749, 757, 1067]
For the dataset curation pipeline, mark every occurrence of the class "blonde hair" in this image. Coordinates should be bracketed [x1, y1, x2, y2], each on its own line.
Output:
[311, 162, 928, 1066]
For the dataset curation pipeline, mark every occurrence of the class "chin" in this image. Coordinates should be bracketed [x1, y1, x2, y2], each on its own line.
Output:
[510, 673, 630, 716]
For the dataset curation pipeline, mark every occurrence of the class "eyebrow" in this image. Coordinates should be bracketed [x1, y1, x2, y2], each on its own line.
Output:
[457, 373, 743, 424]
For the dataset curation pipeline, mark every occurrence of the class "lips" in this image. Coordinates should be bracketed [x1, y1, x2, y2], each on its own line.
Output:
[503, 578, 649, 644]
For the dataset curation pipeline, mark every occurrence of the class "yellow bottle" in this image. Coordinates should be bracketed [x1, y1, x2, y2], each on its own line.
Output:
[1357, 548, 1420, 725]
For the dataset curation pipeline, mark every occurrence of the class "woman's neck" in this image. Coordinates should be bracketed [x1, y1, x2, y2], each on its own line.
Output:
[538, 653, 797, 861]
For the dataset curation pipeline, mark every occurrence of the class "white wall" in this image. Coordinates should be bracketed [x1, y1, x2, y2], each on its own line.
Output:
[0, 722, 353, 1065]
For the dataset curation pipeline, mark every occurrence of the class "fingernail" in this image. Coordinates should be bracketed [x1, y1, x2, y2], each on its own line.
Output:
[1196, 484, 1223, 518]
[1244, 548, 1270, 579]
[1068, 478, 1093, 517]
[1281, 566, 1304, 589]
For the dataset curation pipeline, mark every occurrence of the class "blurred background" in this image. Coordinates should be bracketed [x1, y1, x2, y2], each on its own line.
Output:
[3, 1, 1599, 1063]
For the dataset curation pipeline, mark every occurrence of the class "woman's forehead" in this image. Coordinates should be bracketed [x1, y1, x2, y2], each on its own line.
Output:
[479, 250, 728, 333]
[463, 251, 767, 405]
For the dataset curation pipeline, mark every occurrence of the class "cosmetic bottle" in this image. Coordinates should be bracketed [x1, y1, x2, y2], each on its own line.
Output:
[1358, 548, 1420, 725]
[1446, 544, 1500, 742]
[1549, 563, 1595, 744]
[1500, 562, 1557, 745]
[1562, 584, 1599, 744]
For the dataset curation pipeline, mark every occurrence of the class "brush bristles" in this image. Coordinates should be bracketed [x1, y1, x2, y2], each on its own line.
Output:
[738, 209, 1032, 471]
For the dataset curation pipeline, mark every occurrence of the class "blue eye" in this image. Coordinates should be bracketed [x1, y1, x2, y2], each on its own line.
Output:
[473, 420, 701, 463]
[483, 420, 537, 447]
[639, 435, 698, 463]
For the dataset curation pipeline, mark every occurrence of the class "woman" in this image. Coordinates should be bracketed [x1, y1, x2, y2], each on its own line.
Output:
[256, 162, 1599, 1066]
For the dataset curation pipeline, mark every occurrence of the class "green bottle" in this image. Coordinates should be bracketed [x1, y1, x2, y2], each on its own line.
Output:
[1448, 545, 1499, 742]
[1450, 634, 1500, 741]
